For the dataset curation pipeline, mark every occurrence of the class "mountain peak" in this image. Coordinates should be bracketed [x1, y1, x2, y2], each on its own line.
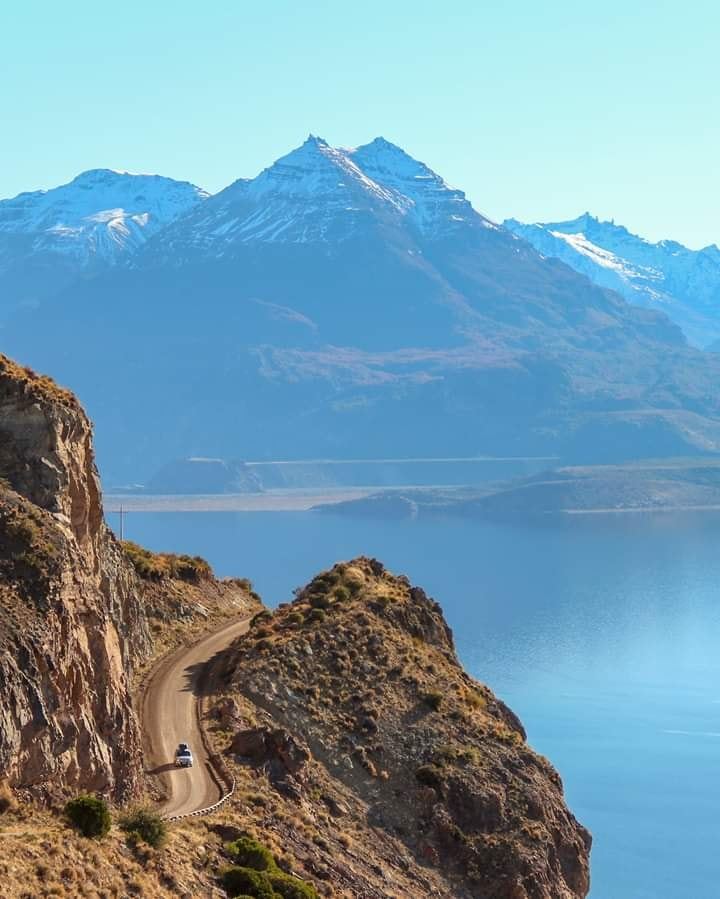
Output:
[349, 138, 495, 236]
[304, 133, 330, 148]
[505, 213, 720, 348]
[0, 169, 208, 267]
[70, 168, 135, 185]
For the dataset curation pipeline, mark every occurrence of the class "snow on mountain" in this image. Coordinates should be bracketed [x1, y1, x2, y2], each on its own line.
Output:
[349, 137, 497, 237]
[0, 169, 208, 268]
[143, 135, 497, 260]
[505, 213, 720, 347]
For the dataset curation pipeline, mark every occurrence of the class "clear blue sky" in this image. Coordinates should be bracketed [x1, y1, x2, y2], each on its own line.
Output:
[2, 1, 718, 247]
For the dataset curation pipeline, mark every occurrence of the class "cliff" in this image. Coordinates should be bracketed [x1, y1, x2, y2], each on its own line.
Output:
[0, 355, 154, 800]
[206, 558, 591, 898]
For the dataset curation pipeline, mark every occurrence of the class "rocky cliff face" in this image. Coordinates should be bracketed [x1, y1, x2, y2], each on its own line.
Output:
[0, 354, 151, 800]
[209, 558, 591, 899]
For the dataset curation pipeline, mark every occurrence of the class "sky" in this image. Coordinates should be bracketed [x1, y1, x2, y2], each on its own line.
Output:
[1, 1, 718, 248]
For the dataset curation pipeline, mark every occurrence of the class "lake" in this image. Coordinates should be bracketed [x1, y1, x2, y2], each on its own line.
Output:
[118, 507, 720, 898]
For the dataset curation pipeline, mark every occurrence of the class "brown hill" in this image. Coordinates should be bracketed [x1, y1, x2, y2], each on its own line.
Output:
[206, 557, 591, 898]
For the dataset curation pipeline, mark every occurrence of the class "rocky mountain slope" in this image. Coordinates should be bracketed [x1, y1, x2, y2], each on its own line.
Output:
[204, 557, 591, 898]
[0, 353, 256, 802]
[0, 357, 589, 897]
[5, 138, 720, 483]
[505, 214, 720, 348]
[0, 354, 150, 800]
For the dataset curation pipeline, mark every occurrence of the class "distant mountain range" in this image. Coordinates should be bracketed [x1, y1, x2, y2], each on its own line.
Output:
[0, 169, 206, 318]
[3, 137, 720, 482]
[505, 214, 720, 348]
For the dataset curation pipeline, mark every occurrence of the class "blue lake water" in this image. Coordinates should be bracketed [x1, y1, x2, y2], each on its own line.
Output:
[120, 509, 720, 899]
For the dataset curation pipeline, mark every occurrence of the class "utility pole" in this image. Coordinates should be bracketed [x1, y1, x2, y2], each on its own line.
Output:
[119, 504, 125, 541]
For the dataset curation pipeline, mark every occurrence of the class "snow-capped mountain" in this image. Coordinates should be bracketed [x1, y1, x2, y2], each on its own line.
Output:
[7, 136, 720, 484]
[505, 214, 720, 347]
[0, 169, 207, 269]
[142, 135, 497, 262]
[347, 137, 495, 238]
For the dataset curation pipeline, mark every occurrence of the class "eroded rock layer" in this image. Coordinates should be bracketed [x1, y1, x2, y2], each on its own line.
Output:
[212, 557, 591, 899]
[0, 355, 150, 799]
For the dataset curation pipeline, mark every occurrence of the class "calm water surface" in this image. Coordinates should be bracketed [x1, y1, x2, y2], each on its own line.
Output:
[120, 509, 720, 899]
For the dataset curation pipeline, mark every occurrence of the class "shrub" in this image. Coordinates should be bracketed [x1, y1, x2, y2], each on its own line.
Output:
[122, 541, 211, 582]
[221, 867, 275, 898]
[226, 836, 275, 871]
[118, 805, 167, 848]
[415, 764, 444, 792]
[305, 608, 326, 624]
[64, 795, 111, 839]
[286, 612, 303, 626]
[308, 593, 331, 610]
[422, 691, 442, 711]
[251, 610, 273, 628]
[333, 586, 350, 602]
[269, 871, 319, 899]
[0, 781, 15, 814]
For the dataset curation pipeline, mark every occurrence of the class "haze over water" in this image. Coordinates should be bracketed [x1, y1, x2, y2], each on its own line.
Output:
[121, 508, 720, 899]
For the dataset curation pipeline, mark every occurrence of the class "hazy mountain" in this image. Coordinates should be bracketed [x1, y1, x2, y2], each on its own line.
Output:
[504, 214, 720, 348]
[0, 169, 207, 318]
[4, 138, 720, 482]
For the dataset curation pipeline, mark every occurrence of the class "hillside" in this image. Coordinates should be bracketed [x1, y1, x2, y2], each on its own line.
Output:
[0, 169, 207, 325]
[0, 354, 258, 802]
[505, 214, 720, 348]
[5, 138, 720, 483]
[315, 459, 720, 519]
[0, 354, 589, 897]
[202, 557, 591, 898]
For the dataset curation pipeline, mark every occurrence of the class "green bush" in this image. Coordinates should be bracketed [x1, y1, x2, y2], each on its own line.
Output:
[286, 611, 303, 626]
[64, 795, 111, 839]
[269, 871, 319, 898]
[226, 836, 275, 871]
[305, 608, 326, 624]
[422, 691, 442, 711]
[221, 835, 319, 898]
[122, 541, 211, 582]
[415, 764, 445, 792]
[222, 867, 275, 898]
[308, 593, 331, 610]
[333, 586, 350, 602]
[118, 805, 167, 848]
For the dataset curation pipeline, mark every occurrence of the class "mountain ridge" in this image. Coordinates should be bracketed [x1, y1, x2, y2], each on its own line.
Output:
[504, 213, 720, 347]
[4, 138, 720, 482]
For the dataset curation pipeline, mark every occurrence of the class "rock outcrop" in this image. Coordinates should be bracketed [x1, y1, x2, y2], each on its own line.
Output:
[0, 355, 151, 800]
[210, 558, 592, 898]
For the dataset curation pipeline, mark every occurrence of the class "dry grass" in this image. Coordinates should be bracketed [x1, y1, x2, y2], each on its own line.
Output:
[0, 804, 229, 898]
[0, 354, 78, 410]
[122, 541, 211, 583]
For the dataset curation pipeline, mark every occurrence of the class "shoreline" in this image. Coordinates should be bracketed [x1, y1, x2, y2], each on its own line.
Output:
[104, 488, 376, 513]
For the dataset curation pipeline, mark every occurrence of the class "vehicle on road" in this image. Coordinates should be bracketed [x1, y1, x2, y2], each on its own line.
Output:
[175, 743, 193, 768]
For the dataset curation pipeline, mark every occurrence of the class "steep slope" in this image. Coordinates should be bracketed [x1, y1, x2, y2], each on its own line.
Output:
[505, 214, 720, 347]
[0, 169, 207, 321]
[205, 558, 591, 898]
[0, 353, 261, 804]
[0, 354, 151, 800]
[350, 136, 494, 237]
[6, 139, 720, 483]
[0, 168, 208, 267]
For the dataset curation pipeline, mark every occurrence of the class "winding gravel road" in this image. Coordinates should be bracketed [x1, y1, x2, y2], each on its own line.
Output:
[142, 617, 251, 818]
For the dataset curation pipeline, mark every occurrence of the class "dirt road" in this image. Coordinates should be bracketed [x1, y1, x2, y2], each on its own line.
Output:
[142, 617, 250, 818]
